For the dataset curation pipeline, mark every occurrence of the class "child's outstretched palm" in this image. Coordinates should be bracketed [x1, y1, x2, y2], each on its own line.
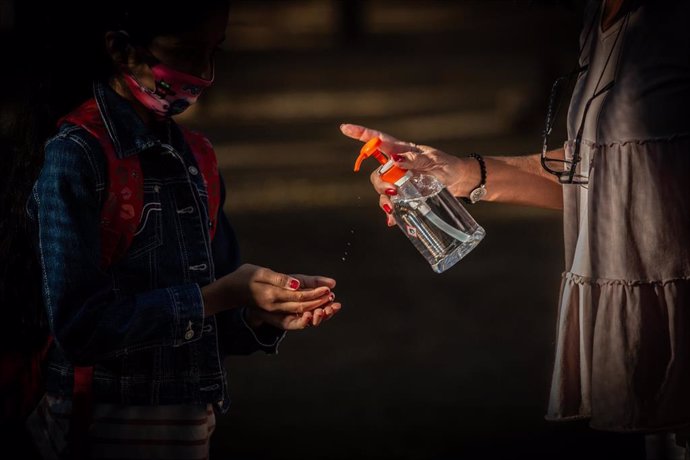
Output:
[202, 264, 340, 329]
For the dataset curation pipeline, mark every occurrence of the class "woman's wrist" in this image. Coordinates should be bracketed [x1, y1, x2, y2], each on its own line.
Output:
[447, 156, 481, 198]
[461, 154, 488, 204]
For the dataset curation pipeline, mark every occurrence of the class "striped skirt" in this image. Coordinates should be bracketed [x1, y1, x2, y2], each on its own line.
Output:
[26, 394, 215, 460]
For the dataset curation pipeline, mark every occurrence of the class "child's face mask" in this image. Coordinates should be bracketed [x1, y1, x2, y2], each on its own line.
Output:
[121, 55, 214, 118]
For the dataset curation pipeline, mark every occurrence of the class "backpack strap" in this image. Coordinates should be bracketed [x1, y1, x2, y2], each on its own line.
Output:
[180, 127, 220, 240]
[58, 98, 144, 268]
[57, 99, 144, 455]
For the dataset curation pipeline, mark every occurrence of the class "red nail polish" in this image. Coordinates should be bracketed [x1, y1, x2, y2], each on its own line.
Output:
[382, 204, 393, 214]
[392, 154, 405, 162]
[289, 279, 300, 290]
[329, 293, 335, 301]
[385, 189, 397, 196]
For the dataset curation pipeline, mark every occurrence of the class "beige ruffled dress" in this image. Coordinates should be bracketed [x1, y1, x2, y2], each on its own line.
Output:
[546, 0, 690, 432]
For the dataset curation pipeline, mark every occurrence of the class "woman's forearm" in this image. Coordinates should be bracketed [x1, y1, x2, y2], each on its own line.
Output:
[449, 149, 564, 210]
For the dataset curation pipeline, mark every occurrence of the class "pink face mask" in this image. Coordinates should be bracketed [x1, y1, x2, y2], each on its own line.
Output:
[121, 58, 214, 117]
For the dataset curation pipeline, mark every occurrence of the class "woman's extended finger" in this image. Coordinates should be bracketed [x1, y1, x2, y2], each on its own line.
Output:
[340, 123, 400, 144]
[340, 124, 414, 154]
[290, 274, 336, 290]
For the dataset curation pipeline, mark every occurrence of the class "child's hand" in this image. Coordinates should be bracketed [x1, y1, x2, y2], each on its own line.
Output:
[202, 264, 334, 317]
[291, 273, 341, 327]
[245, 274, 341, 330]
[246, 300, 341, 330]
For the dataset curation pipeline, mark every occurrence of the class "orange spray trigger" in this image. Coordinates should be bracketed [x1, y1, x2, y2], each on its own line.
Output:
[353, 137, 408, 184]
[354, 138, 387, 172]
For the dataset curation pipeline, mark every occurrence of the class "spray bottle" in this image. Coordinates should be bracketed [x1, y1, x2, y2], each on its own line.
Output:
[354, 138, 485, 273]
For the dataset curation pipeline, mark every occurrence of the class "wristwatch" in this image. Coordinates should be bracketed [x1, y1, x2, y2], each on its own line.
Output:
[462, 153, 487, 204]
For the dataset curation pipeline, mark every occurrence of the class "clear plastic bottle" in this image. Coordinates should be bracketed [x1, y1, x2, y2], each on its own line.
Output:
[354, 138, 485, 273]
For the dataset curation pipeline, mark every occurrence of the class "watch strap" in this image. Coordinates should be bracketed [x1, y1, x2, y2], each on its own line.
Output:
[462, 153, 487, 204]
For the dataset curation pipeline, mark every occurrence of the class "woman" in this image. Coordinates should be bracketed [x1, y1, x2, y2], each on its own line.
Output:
[342, 0, 690, 458]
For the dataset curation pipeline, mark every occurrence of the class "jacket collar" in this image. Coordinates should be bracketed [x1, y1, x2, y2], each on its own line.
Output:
[93, 80, 174, 159]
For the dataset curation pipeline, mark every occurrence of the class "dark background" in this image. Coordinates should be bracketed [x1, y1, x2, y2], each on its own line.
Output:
[1, 0, 647, 458]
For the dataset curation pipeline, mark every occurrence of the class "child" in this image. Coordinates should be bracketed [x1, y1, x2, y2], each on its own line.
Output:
[17, 0, 341, 458]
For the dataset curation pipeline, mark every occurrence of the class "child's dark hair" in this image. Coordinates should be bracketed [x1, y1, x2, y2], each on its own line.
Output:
[0, 0, 229, 351]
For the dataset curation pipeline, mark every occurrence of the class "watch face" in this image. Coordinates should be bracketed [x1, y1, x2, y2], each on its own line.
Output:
[470, 186, 487, 203]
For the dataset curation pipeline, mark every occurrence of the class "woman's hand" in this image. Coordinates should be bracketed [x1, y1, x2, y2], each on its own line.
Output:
[201, 264, 335, 317]
[244, 274, 342, 330]
[340, 124, 471, 226]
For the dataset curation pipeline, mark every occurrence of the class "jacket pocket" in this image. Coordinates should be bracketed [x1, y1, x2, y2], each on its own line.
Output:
[127, 182, 163, 259]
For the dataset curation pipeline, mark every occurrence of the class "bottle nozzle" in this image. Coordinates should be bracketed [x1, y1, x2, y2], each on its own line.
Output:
[354, 138, 389, 172]
[353, 137, 408, 184]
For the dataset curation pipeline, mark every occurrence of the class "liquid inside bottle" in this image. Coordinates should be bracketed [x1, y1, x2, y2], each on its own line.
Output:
[392, 173, 485, 273]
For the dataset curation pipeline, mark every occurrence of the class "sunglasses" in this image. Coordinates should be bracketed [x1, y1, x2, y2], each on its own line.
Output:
[541, 66, 615, 185]
[540, 10, 628, 186]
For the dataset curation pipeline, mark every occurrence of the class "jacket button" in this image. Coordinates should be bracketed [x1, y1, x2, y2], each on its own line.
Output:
[188, 166, 199, 175]
[184, 329, 195, 340]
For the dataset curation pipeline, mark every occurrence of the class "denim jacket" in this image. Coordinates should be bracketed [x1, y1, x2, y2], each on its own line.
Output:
[26, 81, 284, 413]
